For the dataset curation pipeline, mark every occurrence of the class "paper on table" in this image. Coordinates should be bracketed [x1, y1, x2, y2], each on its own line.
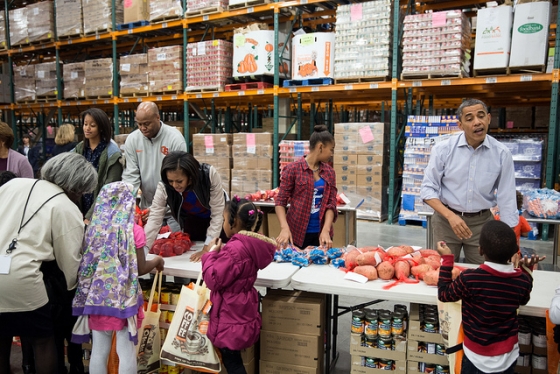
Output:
[156, 232, 171, 240]
[344, 271, 368, 284]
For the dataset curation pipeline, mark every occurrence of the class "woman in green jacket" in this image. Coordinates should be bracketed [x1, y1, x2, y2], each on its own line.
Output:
[75, 108, 123, 223]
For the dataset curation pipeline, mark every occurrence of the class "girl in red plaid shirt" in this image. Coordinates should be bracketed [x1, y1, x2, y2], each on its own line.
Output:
[275, 125, 337, 249]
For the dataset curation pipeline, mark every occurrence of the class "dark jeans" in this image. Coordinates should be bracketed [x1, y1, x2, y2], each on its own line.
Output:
[461, 354, 515, 374]
[301, 232, 320, 249]
[220, 347, 246, 374]
[182, 215, 229, 243]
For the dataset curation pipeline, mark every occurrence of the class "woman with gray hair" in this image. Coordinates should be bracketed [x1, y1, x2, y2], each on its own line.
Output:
[0, 153, 97, 374]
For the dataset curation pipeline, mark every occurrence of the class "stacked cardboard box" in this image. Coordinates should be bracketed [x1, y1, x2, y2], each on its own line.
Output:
[349, 327, 408, 373]
[148, 45, 183, 94]
[292, 32, 335, 80]
[260, 290, 325, 374]
[0, 63, 11, 103]
[192, 133, 233, 195]
[124, 0, 149, 23]
[231, 133, 273, 197]
[13, 65, 35, 102]
[149, 0, 183, 22]
[120, 54, 149, 96]
[334, 122, 389, 220]
[85, 58, 116, 98]
[56, 0, 83, 38]
[63, 62, 86, 99]
[186, 40, 232, 91]
[334, 0, 392, 80]
[186, 0, 228, 13]
[26, 2, 55, 43]
[82, 0, 123, 34]
[9, 8, 28, 46]
[35, 62, 58, 97]
[0, 13, 6, 49]
[510, 1, 551, 69]
[516, 316, 548, 374]
[473, 6, 513, 72]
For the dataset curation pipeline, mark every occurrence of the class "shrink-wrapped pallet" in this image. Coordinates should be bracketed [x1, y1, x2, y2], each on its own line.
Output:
[13, 65, 35, 102]
[82, 0, 123, 34]
[186, 0, 227, 14]
[148, 45, 183, 93]
[56, 0, 83, 38]
[26, 2, 55, 43]
[63, 62, 86, 99]
[35, 62, 58, 97]
[9, 8, 28, 46]
[149, 0, 183, 22]
[120, 54, 149, 96]
[0, 13, 6, 49]
[186, 40, 232, 91]
[85, 58, 116, 98]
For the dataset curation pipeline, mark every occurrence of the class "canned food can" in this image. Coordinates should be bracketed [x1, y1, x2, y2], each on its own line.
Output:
[161, 291, 171, 305]
[159, 310, 168, 324]
[171, 292, 181, 305]
[424, 363, 436, 373]
[435, 364, 450, 374]
[417, 341, 427, 353]
[365, 310, 378, 338]
[435, 344, 445, 355]
[378, 311, 392, 338]
[351, 310, 365, 334]
[426, 342, 436, 354]
[365, 357, 378, 368]
[168, 366, 180, 374]
[391, 311, 404, 336]
[377, 336, 393, 350]
[364, 337, 376, 348]
[378, 359, 393, 370]
[166, 310, 174, 323]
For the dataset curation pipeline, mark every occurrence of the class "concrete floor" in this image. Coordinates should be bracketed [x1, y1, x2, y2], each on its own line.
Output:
[9, 220, 557, 373]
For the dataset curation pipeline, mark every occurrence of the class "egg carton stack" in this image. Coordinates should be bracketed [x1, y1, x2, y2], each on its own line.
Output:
[13, 65, 36, 102]
[186, 40, 232, 92]
[82, 0, 123, 34]
[333, 0, 392, 82]
[26, 2, 55, 43]
[147, 45, 183, 94]
[401, 10, 471, 79]
[56, 0, 84, 38]
[149, 0, 183, 22]
[63, 62, 86, 99]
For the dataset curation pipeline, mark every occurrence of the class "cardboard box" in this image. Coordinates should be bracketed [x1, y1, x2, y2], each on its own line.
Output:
[350, 356, 407, 374]
[233, 30, 291, 78]
[474, 6, 513, 70]
[260, 330, 323, 368]
[510, 1, 551, 68]
[334, 154, 357, 166]
[262, 293, 325, 336]
[357, 154, 384, 167]
[335, 164, 357, 175]
[338, 185, 356, 196]
[349, 333, 406, 361]
[406, 341, 449, 365]
[292, 32, 335, 80]
[337, 173, 357, 187]
[124, 0, 149, 23]
[356, 165, 385, 177]
[233, 132, 273, 146]
[357, 174, 384, 188]
[260, 360, 321, 374]
[408, 320, 444, 344]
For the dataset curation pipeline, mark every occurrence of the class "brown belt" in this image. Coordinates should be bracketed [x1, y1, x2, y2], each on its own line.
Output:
[446, 206, 490, 218]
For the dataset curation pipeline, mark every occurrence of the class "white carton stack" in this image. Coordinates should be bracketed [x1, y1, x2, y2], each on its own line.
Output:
[231, 133, 273, 197]
[509, 1, 551, 70]
[473, 6, 513, 73]
[35, 62, 58, 98]
[334, 0, 392, 81]
[186, 0, 228, 14]
[149, 0, 183, 22]
[147, 45, 183, 94]
[120, 54, 149, 96]
[193, 134, 232, 195]
[186, 40, 232, 91]
[82, 0, 123, 34]
[13, 65, 35, 102]
[63, 62, 86, 99]
[402, 10, 471, 78]
[26, 2, 55, 43]
[9, 8, 28, 46]
[291, 32, 335, 81]
[56, 0, 83, 38]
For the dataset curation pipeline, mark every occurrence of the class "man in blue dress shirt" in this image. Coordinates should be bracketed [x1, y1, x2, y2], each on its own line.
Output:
[421, 99, 517, 264]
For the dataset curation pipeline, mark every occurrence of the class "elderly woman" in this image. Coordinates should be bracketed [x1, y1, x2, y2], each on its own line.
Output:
[0, 122, 33, 178]
[0, 153, 97, 374]
[52, 123, 78, 156]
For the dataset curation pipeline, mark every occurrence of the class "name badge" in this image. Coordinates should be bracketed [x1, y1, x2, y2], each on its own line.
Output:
[0, 255, 11, 274]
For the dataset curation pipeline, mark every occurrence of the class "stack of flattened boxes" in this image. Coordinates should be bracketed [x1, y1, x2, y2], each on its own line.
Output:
[120, 54, 149, 96]
[63, 62, 86, 99]
[231, 133, 273, 198]
[35, 62, 58, 98]
[26, 2, 55, 43]
[260, 289, 325, 374]
[13, 65, 35, 102]
[85, 58, 116, 98]
[334, 122, 389, 220]
[55, 0, 83, 38]
[147, 45, 183, 94]
[192, 133, 232, 196]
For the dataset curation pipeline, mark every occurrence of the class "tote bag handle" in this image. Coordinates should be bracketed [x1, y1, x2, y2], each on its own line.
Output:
[147, 271, 163, 312]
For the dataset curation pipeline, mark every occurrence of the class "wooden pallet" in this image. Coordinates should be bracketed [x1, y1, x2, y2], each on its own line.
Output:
[473, 66, 546, 77]
[185, 6, 226, 18]
[334, 76, 389, 84]
[400, 71, 467, 80]
[117, 20, 150, 31]
[121, 91, 150, 98]
[16, 99, 37, 104]
[283, 78, 334, 87]
[36, 95, 58, 102]
[149, 90, 183, 96]
[84, 28, 113, 37]
[225, 81, 273, 91]
[26, 38, 56, 46]
[151, 15, 183, 24]
[185, 86, 224, 93]
[228, 0, 270, 10]
[57, 33, 85, 40]
[85, 95, 113, 100]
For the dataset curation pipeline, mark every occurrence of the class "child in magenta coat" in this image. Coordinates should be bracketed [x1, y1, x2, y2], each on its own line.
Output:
[201, 197, 277, 374]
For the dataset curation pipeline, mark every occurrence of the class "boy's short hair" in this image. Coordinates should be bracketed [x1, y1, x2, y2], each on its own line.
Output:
[480, 220, 518, 263]
[516, 190, 524, 210]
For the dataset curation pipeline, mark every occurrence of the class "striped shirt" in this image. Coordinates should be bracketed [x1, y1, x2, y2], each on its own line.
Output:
[438, 255, 533, 357]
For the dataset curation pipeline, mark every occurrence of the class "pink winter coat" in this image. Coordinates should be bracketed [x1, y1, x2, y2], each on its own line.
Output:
[201, 231, 276, 350]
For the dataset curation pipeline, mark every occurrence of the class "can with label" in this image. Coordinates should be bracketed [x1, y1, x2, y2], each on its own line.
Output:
[364, 336, 377, 348]
[435, 343, 445, 355]
[422, 315, 439, 334]
[426, 342, 436, 354]
[365, 357, 378, 368]
[424, 363, 436, 373]
[351, 310, 365, 334]
[160, 290, 171, 304]
[378, 311, 392, 338]
[435, 365, 450, 374]
[417, 341, 427, 353]
[166, 310, 174, 324]
[171, 292, 181, 305]
[378, 359, 393, 370]
[364, 310, 378, 338]
[391, 311, 404, 336]
[377, 336, 393, 350]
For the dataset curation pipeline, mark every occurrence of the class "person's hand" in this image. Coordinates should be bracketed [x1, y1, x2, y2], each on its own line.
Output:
[83, 219, 90, 226]
[190, 250, 205, 262]
[519, 254, 546, 269]
[154, 255, 165, 272]
[319, 230, 332, 249]
[141, 208, 150, 225]
[276, 227, 294, 248]
[511, 252, 521, 268]
[209, 239, 223, 252]
[436, 241, 452, 256]
[447, 214, 472, 240]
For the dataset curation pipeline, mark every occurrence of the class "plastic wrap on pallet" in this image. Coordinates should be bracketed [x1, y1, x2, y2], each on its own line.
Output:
[0, 13, 5, 49]
[63, 62, 86, 99]
[56, 0, 83, 38]
[149, 0, 183, 22]
[120, 54, 149, 96]
[13, 65, 35, 102]
[35, 61, 58, 97]
[232, 29, 290, 78]
[9, 8, 28, 46]
[85, 58, 115, 97]
[231, 169, 272, 197]
[187, 0, 227, 12]
[334, 122, 388, 155]
[401, 10, 471, 77]
[26, 2, 55, 43]
[192, 133, 232, 158]
[82, 0, 123, 34]
[186, 40, 232, 91]
[148, 45, 183, 93]
[334, 0, 392, 79]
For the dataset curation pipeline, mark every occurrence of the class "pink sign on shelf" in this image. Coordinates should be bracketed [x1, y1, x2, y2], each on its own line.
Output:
[432, 12, 447, 28]
[124, 0, 132, 7]
[359, 126, 374, 144]
[246, 133, 256, 154]
[204, 135, 214, 154]
[350, 4, 362, 22]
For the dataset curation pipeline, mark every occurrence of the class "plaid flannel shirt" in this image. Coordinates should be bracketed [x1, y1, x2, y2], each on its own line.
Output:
[275, 157, 338, 247]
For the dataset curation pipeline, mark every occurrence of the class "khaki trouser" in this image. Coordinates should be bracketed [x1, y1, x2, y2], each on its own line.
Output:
[432, 210, 494, 264]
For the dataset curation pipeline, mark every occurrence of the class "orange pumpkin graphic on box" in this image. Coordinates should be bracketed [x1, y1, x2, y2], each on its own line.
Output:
[237, 54, 258, 74]
[298, 61, 317, 77]
[279, 62, 289, 74]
